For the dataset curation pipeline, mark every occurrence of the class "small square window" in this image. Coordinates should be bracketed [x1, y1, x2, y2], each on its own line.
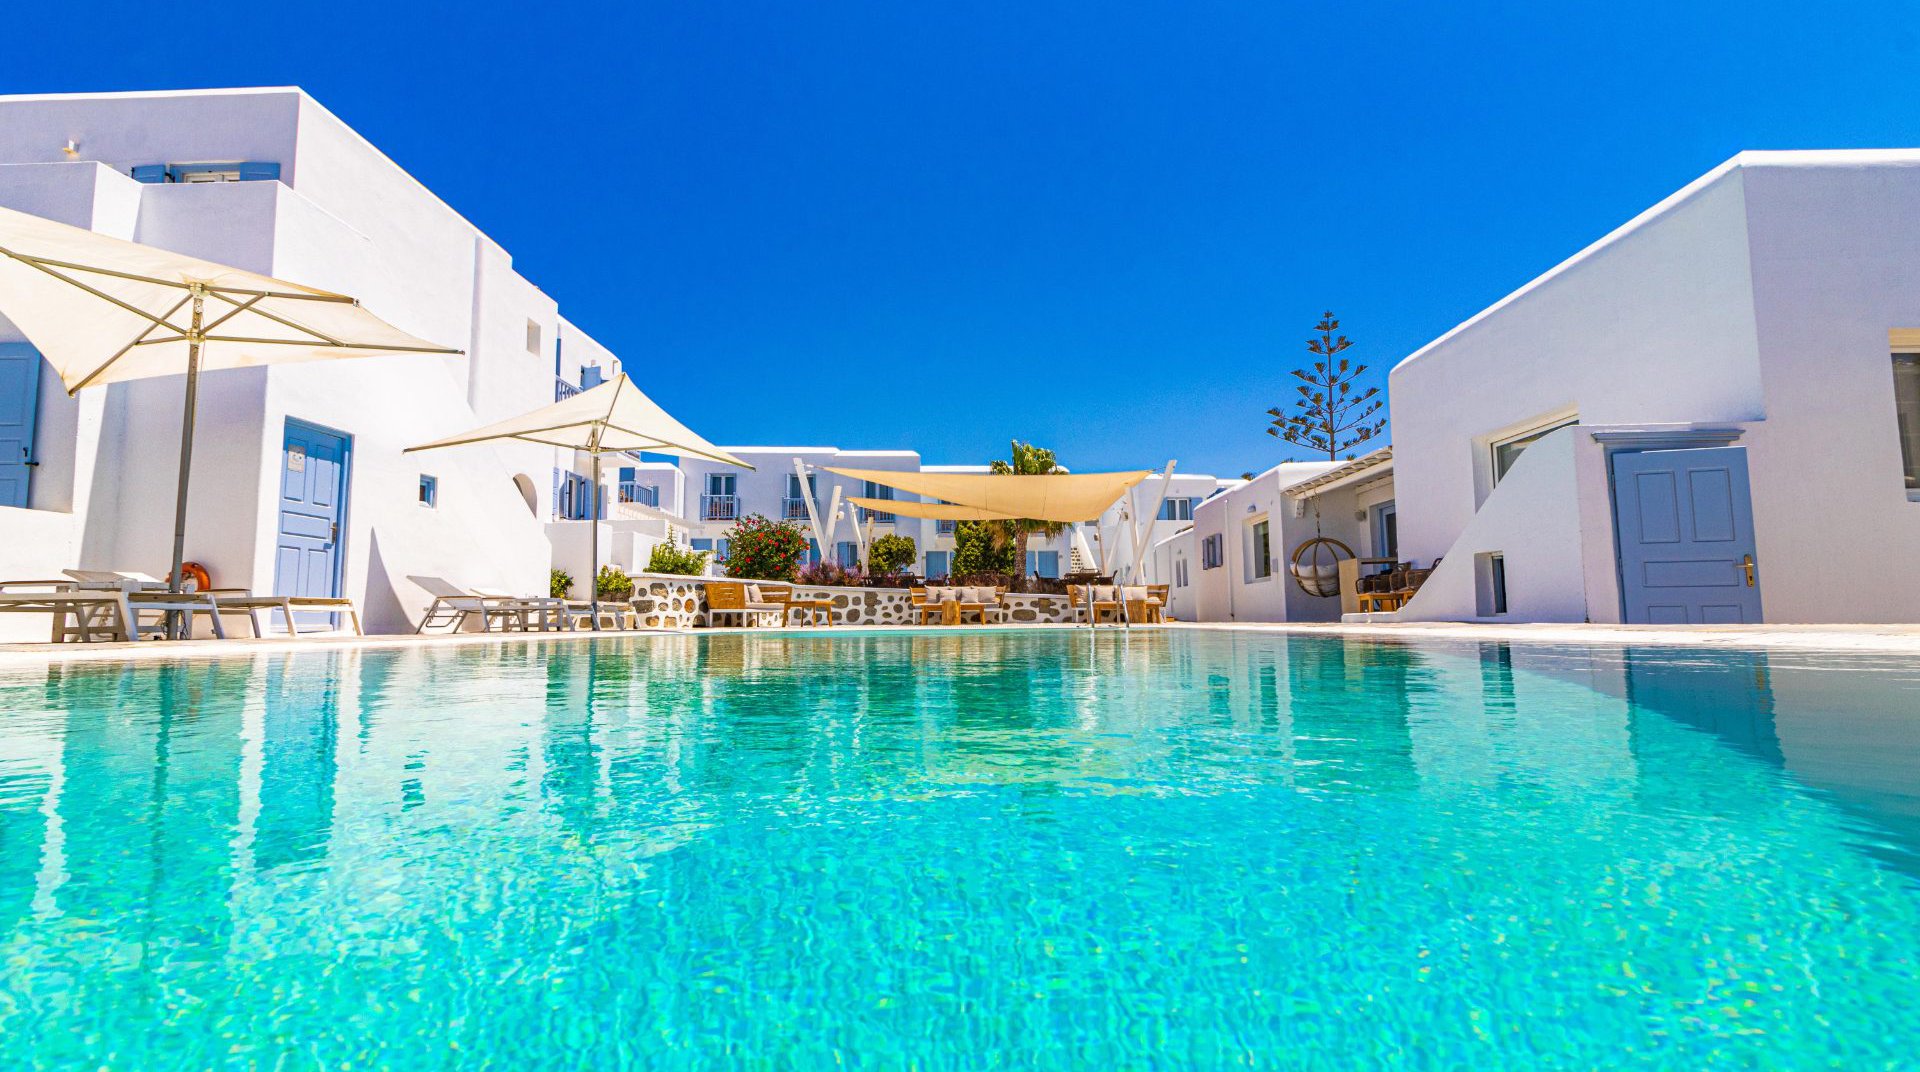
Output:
[526, 320, 542, 356]
[418, 475, 438, 508]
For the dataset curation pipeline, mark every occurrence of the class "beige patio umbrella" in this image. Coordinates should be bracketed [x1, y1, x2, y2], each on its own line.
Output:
[406, 374, 752, 627]
[0, 204, 462, 626]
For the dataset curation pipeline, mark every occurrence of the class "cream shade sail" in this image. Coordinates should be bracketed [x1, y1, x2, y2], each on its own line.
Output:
[0, 204, 460, 392]
[828, 466, 1151, 523]
[406, 374, 754, 469]
[846, 497, 1018, 522]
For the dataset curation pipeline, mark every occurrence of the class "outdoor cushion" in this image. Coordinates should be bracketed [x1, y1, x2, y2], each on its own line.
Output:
[1121, 585, 1148, 602]
[964, 586, 996, 604]
[744, 584, 763, 602]
[928, 586, 957, 603]
[1090, 585, 1117, 601]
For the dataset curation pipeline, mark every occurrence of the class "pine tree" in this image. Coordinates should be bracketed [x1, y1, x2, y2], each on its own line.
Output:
[1266, 311, 1385, 460]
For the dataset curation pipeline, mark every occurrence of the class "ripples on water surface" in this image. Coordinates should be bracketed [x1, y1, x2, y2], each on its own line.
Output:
[2, 631, 1919, 1069]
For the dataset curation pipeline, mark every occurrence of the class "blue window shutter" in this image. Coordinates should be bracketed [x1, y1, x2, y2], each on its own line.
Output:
[238, 162, 281, 181]
[580, 365, 604, 390]
[130, 165, 167, 184]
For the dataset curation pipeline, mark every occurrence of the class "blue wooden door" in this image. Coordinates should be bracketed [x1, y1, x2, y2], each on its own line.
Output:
[274, 421, 350, 603]
[0, 344, 40, 509]
[1611, 446, 1761, 624]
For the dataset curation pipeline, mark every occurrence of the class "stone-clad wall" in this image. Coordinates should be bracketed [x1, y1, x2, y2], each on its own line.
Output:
[624, 575, 1084, 628]
[628, 575, 706, 629]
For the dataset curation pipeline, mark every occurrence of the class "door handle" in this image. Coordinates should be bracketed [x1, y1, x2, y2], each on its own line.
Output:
[1740, 554, 1756, 587]
[20, 447, 34, 468]
[330, 522, 339, 543]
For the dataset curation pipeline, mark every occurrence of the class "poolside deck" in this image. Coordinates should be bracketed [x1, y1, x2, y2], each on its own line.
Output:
[6, 618, 1920, 667]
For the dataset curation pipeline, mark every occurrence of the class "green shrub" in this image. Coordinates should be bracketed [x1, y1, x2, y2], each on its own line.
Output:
[722, 514, 809, 581]
[550, 567, 574, 598]
[646, 542, 711, 576]
[595, 565, 635, 601]
[951, 520, 1015, 576]
[868, 533, 917, 575]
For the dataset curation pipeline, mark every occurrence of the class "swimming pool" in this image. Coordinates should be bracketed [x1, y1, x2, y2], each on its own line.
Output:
[2, 630, 1918, 1068]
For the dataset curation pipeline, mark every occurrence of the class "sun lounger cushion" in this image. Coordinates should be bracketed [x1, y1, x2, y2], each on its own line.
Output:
[744, 584, 763, 602]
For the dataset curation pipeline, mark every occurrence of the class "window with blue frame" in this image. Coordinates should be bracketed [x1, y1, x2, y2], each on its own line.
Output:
[836, 541, 859, 567]
[1158, 497, 1194, 521]
[1026, 550, 1061, 579]
[805, 539, 822, 566]
[554, 470, 596, 520]
[417, 475, 438, 508]
[925, 551, 950, 579]
[130, 162, 281, 184]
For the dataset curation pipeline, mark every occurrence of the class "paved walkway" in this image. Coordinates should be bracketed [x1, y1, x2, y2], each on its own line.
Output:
[5, 619, 1920, 668]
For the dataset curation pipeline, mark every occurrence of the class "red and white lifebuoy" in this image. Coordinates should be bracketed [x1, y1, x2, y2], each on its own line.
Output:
[173, 561, 213, 592]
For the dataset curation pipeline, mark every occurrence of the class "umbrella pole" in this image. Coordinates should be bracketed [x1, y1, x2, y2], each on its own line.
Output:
[590, 453, 601, 631]
[167, 289, 206, 640]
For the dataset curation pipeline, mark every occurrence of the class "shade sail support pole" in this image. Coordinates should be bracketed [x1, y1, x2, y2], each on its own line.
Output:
[167, 286, 206, 639]
[590, 453, 603, 630]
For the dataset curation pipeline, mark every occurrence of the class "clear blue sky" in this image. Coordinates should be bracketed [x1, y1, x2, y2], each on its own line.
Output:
[7, 1, 1919, 476]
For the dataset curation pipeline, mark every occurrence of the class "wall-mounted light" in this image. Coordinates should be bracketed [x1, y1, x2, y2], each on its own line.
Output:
[62, 139, 80, 158]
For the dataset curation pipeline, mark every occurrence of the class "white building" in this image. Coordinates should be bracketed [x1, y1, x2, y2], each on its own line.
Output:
[1165, 456, 1403, 623]
[672, 447, 1227, 583]
[0, 88, 1223, 639]
[1383, 150, 1920, 626]
[0, 87, 637, 637]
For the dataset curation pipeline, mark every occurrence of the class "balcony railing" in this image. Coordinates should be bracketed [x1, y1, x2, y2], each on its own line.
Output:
[701, 494, 739, 521]
[620, 482, 660, 508]
[858, 505, 895, 524]
[554, 377, 581, 402]
[782, 497, 812, 520]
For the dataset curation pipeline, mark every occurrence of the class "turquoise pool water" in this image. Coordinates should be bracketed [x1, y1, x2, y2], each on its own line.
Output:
[2, 630, 1919, 1068]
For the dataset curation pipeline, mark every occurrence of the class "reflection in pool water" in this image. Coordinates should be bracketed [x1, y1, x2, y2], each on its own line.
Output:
[1, 631, 1918, 1068]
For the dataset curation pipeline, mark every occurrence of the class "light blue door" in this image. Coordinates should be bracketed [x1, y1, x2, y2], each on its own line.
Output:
[1611, 446, 1761, 624]
[0, 344, 40, 509]
[275, 421, 351, 606]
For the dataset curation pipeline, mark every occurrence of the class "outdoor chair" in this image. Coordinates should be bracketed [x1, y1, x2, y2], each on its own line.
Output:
[58, 569, 363, 638]
[1138, 584, 1170, 623]
[704, 582, 784, 628]
[411, 576, 553, 633]
[63, 569, 234, 639]
[1069, 584, 1123, 625]
[0, 579, 136, 643]
[954, 585, 1007, 624]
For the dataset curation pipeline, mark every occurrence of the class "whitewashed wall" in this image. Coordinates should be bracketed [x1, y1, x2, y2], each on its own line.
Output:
[1388, 151, 1920, 624]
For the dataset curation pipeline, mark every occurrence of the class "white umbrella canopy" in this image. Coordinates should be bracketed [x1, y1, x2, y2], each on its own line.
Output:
[407, 374, 751, 626]
[406, 374, 753, 468]
[0, 204, 462, 628]
[0, 204, 457, 392]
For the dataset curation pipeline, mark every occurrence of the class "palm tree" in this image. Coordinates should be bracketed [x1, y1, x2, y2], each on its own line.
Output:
[987, 440, 1068, 589]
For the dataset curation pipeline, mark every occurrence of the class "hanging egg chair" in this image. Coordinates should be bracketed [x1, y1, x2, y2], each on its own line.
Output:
[1289, 536, 1353, 598]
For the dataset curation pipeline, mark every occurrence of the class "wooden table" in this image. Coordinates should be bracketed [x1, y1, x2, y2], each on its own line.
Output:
[784, 598, 835, 626]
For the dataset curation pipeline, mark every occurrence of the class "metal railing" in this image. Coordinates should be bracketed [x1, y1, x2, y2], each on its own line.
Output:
[701, 494, 739, 521]
[782, 497, 812, 520]
[858, 504, 895, 524]
[620, 482, 660, 508]
[936, 519, 956, 535]
[554, 378, 580, 402]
